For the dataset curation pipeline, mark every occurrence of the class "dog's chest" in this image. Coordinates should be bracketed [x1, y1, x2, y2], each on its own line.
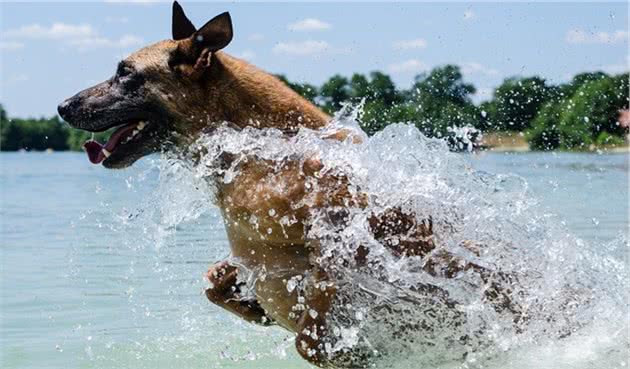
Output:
[217, 160, 313, 245]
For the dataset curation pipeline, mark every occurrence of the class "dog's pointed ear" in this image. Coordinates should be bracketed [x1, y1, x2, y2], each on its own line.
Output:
[172, 1, 196, 41]
[193, 12, 233, 52]
[174, 12, 232, 81]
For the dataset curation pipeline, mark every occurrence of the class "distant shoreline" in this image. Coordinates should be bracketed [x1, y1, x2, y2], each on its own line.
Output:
[479, 131, 630, 153]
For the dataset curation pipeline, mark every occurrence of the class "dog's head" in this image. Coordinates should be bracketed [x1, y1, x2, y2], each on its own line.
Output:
[58, 2, 233, 168]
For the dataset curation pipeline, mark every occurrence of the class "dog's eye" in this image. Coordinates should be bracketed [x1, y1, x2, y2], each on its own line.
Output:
[116, 62, 135, 78]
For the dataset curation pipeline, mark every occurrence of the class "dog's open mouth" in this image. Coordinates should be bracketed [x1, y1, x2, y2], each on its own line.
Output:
[83, 121, 149, 164]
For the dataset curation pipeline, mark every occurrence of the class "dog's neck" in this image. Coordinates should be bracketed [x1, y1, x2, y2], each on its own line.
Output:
[175, 52, 331, 192]
[206, 52, 330, 132]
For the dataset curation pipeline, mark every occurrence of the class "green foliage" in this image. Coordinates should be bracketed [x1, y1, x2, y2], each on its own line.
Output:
[527, 101, 562, 150]
[274, 74, 319, 103]
[366, 71, 402, 106]
[1, 115, 69, 151]
[559, 72, 609, 98]
[408, 65, 480, 138]
[319, 75, 351, 114]
[560, 74, 628, 149]
[0, 104, 7, 124]
[349, 74, 370, 98]
[414, 65, 476, 105]
[0, 103, 111, 151]
[278, 67, 627, 151]
[483, 77, 551, 131]
[595, 131, 625, 147]
[526, 73, 629, 150]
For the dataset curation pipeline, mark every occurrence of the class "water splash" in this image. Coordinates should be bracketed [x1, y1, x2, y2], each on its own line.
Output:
[88, 106, 628, 368]
[180, 106, 628, 368]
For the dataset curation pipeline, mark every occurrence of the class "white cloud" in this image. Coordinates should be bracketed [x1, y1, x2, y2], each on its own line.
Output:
[273, 40, 329, 55]
[0, 41, 24, 51]
[388, 59, 428, 74]
[460, 62, 499, 76]
[287, 18, 332, 32]
[3, 23, 96, 40]
[566, 29, 628, 44]
[2, 22, 143, 51]
[463, 10, 476, 20]
[392, 38, 428, 50]
[69, 35, 144, 50]
[248, 33, 264, 41]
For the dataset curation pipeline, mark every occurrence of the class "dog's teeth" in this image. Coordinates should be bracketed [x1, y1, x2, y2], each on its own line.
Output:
[132, 129, 139, 136]
[102, 148, 111, 158]
[137, 121, 145, 130]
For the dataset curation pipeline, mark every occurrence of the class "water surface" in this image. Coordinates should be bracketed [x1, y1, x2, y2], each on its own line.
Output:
[1, 151, 627, 369]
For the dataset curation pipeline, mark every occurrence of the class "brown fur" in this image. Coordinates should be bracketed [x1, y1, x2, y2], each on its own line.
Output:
[127, 40, 329, 137]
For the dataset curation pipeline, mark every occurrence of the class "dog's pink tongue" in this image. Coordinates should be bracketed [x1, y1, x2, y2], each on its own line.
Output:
[83, 140, 105, 164]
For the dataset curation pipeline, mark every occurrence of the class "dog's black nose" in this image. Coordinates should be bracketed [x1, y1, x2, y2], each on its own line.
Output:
[57, 99, 72, 120]
[57, 97, 78, 122]
[57, 99, 70, 120]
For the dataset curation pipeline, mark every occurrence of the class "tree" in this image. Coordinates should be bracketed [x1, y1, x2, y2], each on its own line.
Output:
[319, 75, 351, 114]
[367, 71, 401, 106]
[526, 73, 629, 150]
[274, 74, 319, 103]
[485, 76, 551, 131]
[349, 73, 370, 99]
[413, 65, 476, 106]
[347, 72, 405, 134]
[558, 71, 608, 98]
[527, 101, 562, 150]
[0, 104, 6, 124]
[1, 116, 69, 151]
[405, 65, 480, 137]
[0, 104, 8, 150]
[556, 73, 628, 149]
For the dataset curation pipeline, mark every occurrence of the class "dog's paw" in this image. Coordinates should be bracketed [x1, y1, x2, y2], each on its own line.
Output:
[205, 261, 239, 301]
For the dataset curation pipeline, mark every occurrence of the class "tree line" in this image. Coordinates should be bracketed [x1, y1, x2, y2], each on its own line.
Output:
[0, 105, 110, 151]
[1, 65, 628, 152]
[277, 66, 628, 150]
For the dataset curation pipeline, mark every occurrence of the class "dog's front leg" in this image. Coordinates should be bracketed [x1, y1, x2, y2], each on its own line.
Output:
[294, 267, 338, 367]
[205, 260, 274, 326]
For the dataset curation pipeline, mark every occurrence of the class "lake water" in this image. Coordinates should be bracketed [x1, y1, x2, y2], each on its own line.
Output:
[1, 150, 628, 369]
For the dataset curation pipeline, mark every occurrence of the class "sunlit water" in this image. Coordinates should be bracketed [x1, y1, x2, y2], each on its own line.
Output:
[1, 123, 628, 369]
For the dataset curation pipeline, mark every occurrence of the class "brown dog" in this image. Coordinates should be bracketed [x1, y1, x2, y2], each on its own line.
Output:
[58, 3, 521, 367]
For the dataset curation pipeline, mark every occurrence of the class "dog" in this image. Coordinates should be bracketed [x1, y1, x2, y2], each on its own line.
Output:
[58, 3, 523, 367]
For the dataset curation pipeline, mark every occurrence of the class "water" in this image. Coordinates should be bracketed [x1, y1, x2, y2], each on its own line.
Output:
[1, 125, 628, 368]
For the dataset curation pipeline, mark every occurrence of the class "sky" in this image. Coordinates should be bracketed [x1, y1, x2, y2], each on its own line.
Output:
[0, 1, 628, 118]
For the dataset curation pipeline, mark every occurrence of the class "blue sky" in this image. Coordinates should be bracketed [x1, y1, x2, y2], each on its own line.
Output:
[1, 1, 628, 117]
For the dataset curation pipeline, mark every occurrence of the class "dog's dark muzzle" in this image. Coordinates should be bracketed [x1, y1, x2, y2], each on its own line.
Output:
[58, 79, 148, 132]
